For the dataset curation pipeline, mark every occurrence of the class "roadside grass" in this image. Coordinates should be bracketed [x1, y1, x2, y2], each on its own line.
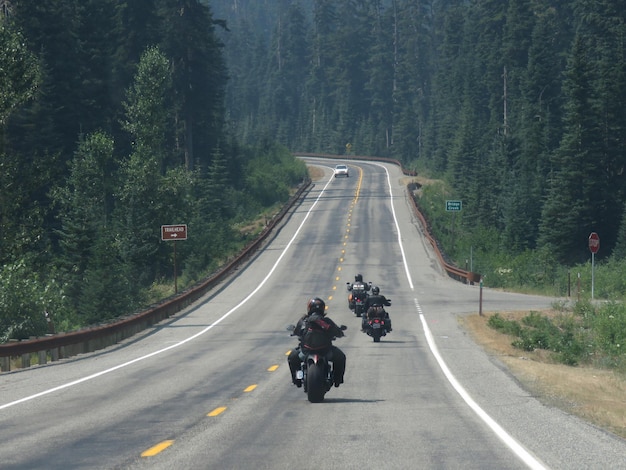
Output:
[461, 306, 626, 439]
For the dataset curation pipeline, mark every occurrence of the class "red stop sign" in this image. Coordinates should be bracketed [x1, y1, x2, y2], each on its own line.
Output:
[589, 232, 600, 254]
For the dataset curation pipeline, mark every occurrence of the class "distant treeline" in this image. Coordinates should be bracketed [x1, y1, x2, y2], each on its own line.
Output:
[214, 0, 626, 264]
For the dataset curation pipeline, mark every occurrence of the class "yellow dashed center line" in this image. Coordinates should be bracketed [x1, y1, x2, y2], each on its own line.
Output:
[208, 406, 227, 417]
[328, 165, 363, 308]
[141, 440, 174, 457]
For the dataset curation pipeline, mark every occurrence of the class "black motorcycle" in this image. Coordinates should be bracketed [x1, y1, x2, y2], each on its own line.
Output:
[362, 305, 391, 342]
[364, 315, 387, 342]
[353, 291, 367, 317]
[290, 325, 347, 403]
[347, 281, 370, 316]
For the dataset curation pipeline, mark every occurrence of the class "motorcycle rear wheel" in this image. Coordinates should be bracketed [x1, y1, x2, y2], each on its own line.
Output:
[306, 363, 326, 403]
[372, 328, 382, 342]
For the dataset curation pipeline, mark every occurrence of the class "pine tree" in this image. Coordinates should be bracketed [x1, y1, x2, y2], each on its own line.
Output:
[52, 131, 117, 315]
[261, 1, 311, 148]
[156, 0, 227, 172]
[117, 46, 173, 289]
[539, 34, 602, 263]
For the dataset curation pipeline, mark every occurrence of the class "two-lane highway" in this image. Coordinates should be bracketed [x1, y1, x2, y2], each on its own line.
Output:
[1, 158, 625, 469]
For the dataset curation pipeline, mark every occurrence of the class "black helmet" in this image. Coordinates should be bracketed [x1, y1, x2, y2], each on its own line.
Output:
[355, 274, 363, 282]
[307, 297, 326, 316]
[372, 286, 380, 295]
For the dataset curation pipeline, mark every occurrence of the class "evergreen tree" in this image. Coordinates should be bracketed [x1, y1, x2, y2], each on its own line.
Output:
[260, 1, 310, 148]
[391, 0, 433, 162]
[0, 21, 41, 126]
[156, 0, 227, 172]
[0, 19, 42, 264]
[539, 34, 603, 263]
[503, 4, 567, 251]
[52, 131, 118, 317]
[427, 2, 466, 173]
[121, 45, 171, 173]
[118, 46, 173, 290]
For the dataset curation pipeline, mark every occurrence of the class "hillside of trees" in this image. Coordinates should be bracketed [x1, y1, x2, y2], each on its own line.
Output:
[213, 0, 626, 270]
[0, 1, 307, 341]
[4, 0, 626, 340]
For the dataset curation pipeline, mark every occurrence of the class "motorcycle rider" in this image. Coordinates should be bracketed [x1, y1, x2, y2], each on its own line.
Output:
[288, 297, 346, 388]
[362, 286, 392, 332]
[347, 273, 371, 310]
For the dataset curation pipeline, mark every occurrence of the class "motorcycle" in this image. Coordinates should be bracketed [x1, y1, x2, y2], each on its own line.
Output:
[289, 324, 347, 403]
[353, 291, 367, 317]
[362, 304, 391, 343]
[347, 281, 370, 317]
[364, 316, 387, 342]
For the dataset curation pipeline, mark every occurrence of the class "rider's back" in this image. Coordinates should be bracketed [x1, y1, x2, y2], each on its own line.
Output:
[302, 313, 333, 351]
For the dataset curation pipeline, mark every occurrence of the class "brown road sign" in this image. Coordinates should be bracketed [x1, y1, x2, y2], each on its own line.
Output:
[161, 224, 188, 241]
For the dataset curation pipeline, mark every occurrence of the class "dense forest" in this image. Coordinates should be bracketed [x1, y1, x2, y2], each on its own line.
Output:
[3, 0, 626, 340]
[0, 0, 307, 341]
[212, 0, 626, 269]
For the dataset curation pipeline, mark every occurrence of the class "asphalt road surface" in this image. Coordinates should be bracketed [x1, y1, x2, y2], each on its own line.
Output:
[1, 158, 625, 469]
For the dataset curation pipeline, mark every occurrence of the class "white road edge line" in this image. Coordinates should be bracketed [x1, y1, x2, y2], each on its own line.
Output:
[418, 308, 547, 470]
[372, 162, 414, 290]
[0, 171, 338, 411]
[375, 162, 547, 470]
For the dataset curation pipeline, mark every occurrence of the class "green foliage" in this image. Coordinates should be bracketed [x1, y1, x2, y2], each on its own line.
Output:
[591, 302, 626, 357]
[487, 313, 522, 337]
[245, 144, 308, 206]
[216, 0, 626, 267]
[121, 45, 171, 167]
[0, 260, 70, 341]
[488, 310, 588, 366]
[0, 22, 41, 125]
[157, 0, 227, 172]
[488, 301, 626, 371]
[77, 235, 136, 324]
[0, 1, 314, 340]
[6, 0, 626, 354]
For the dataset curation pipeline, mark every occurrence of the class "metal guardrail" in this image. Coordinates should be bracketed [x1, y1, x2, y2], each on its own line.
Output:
[1, 154, 479, 372]
[406, 184, 481, 284]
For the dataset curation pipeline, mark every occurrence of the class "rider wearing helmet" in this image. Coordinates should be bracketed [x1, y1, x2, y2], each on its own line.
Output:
[347, 273, 371, 310]
[363, 286, 392, 332]
[287, 297, 347, 388]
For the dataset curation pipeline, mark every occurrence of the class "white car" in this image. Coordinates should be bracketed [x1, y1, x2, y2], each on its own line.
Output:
[334, 164, 349, 177]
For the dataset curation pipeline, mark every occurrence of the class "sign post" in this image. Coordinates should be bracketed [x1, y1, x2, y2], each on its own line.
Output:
[161, 224, 188, 293]
[588, 232, 599, 299]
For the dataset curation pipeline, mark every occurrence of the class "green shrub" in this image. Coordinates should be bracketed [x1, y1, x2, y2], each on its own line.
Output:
[0, 259, 70, 341]
[591, 302, 626, 357]
[488, 310, 588, 366]
[487, 313, 522, 336]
